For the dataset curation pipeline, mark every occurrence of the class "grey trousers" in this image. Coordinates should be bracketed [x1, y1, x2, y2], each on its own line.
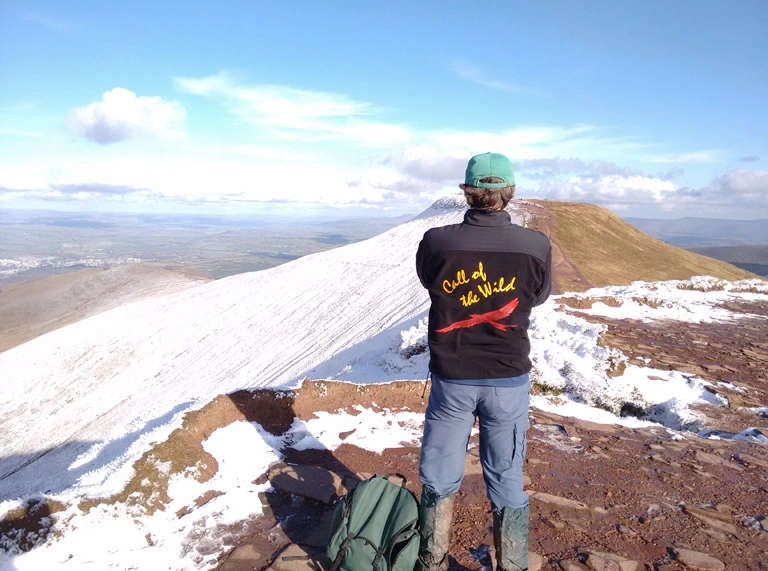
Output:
[419, 376, 530, 510]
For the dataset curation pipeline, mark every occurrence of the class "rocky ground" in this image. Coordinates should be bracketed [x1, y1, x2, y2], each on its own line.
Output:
[208, 299, 768, 571]
[2, 297, 765, 570]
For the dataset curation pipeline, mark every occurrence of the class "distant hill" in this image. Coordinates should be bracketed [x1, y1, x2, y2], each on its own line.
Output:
[624, 217, 768, 248]
[526, 201, 759, 293]
[0, 264, 211, 353]
[689, 245, 768, 277]
[1, 200, 759, 353]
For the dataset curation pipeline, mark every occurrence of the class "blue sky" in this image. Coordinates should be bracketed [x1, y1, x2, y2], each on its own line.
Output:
[1, 1, 766, 218]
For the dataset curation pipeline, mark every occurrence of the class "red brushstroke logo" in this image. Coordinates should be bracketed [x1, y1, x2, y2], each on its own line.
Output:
[435, 298, 520, 333]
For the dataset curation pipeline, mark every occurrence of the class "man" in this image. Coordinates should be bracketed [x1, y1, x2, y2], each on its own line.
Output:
[415, 152, 552, 571]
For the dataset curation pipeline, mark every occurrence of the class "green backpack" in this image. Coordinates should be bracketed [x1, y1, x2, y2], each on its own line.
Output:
[326, 474, 420, 571]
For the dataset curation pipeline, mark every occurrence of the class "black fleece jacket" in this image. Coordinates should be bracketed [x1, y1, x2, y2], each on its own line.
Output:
[416, 208, 552, 379]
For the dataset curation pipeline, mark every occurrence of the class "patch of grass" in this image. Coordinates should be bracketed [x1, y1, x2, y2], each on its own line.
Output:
[0, 498, 67, 554]
[531, 381, 565, 397]
[530, 200, 759, 292]
[606, 355, 627, 378]
[80, 390, 299, 516]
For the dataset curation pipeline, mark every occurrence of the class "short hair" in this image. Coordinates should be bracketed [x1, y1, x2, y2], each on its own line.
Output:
[460, 177, 515, 209]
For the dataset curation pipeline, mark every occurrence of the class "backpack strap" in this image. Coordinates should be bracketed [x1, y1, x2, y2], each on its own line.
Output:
[328, 534, 354, 571]
[384, 518, 420, 566]
[382, 473, 409, 488]
[329, 532, 382, 571]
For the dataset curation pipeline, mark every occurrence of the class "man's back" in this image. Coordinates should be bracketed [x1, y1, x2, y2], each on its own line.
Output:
[416, 207, 551, 379]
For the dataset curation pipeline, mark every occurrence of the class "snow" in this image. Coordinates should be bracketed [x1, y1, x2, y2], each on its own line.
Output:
[1, 197, 766, 569]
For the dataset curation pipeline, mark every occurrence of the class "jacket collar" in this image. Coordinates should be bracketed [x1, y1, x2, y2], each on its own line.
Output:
[463, 208, 511, 227]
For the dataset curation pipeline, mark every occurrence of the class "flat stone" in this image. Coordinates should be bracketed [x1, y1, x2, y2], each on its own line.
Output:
[616, 524, 637, 537]
[564, 424, 581, 439]
[220, 542, 266, 571]
[542, 517, 567, 530]
[560, 560, 590, 571]
[686, 512, 739, 536]
[269, 543, 327, 570]
[529, 551, 544, 571]
[531, 409, 566, 425]
[702, 528, 729, 542]
[531, 492, 592, 514]
[566, 519, 590, 532]
[671, 547, 725, 570]
[662, 440, 687, 451]
[694, 450, 744, 471]
[734, 452, 768, 469]
[682, 505, 733, 523]
[572, 418, 618, 434]
[581, 549, 642, 571]
[268, 463, 343, 504]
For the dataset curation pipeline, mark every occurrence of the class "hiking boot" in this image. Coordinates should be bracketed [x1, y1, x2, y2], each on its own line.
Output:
[415, 486, 454, 571]
[493, 505, 529, 571]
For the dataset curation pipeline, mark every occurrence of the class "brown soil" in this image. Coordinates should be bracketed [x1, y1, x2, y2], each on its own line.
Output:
[211, 379, 768, 571]
[208, 299, 767, 570]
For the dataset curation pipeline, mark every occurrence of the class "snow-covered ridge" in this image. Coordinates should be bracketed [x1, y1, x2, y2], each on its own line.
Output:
[0, 256, 144, 278]
[0, 199, 470, 500]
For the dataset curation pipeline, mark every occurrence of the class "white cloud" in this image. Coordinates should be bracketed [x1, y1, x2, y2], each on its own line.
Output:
[4, 73, 759, 217]
[702, 169, 768, 205]
[175, 72, 410, 146]
[449, 58, 525, 93]
[64, 88, 185, 144]
[539, 175, 676, 207]
[533, 169, 768, 217]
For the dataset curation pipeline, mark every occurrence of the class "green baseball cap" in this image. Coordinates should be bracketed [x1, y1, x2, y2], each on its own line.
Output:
[464, 152, 515, 188]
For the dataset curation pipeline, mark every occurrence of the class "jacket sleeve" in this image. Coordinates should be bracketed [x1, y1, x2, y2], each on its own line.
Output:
[415, 234, 429, 288]
[533, 244, 553, 306]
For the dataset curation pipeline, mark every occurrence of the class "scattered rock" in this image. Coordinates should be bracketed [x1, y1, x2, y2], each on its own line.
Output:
[560, 560, 591, 571]
[616, 524, 637, 537]
[573, 418, 618, 434]
[269, 543, 326, 570]
[580, 549, 643, 571]
[220, 543, 267, 571]
[670, 546, 725, 570]
[542, 517, 568, 530]
[564, 424, 581, 439]
[693, 450, 744, 471]
[734, 451, 768, 469]
[268, 463, 344, 504]
[687, 512, 739, 536]
[530, 492, 595, 518]
[681, 505, 732, 523]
